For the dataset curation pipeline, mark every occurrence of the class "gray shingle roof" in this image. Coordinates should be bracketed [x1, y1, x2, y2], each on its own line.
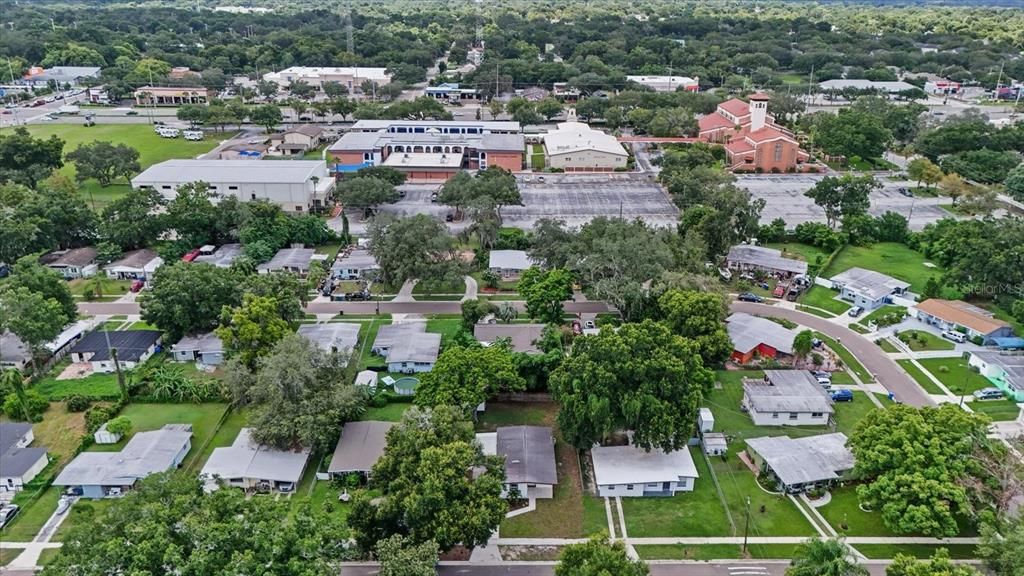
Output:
[172, 332, 223, 355]
[0, 423, 47, 478]
[53, 425, 192, 487]
[200, 428, 310, 485]
[1, 331, 31, 365]
[497, 426, 558, 485]
[107, 248, 160, 270]
[70, 330, 163, 362]
[488, 250, 532, 271]
[257, 248, 315, 272]
[193, 244, 242, 268]
[743, 371, 834, 414]
[727, 313, 798, 355]
[746, 433, 854, 487]
[328, 421, 394, 473]
[373, 323, 426, 351]
[726, 245, 807, 275]
[474, 324, 546, 354]
[41, 247, 98, 268]
[830, 267, 910, 300]
[297, 323, 360, 354]
[386, 331, 442, 364]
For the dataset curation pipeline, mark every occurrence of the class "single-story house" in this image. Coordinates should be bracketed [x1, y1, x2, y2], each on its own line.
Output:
[914, 299, 1014, 344]
[726, 313, 798, 364]
[45, 320, 90, 362]
[105, 249, 164, 281]
[69, 330, 163, 373]
[297, 323, 360, 356]
[40, 247, 98, 279]
[0, 331, 32, 371]
[53, 424, 192, 498]
[1, 423, 49, 493]
[829, 267, 910, 311]
[328, 421, 394, 478]
[742, 371, 834, 426]
[474, 324, 547, 354]
[171, 332, 225, 366]
[488, 250, 533, 278]
[331, 249, 379, 280]
[591, 443, 699, 497]
[280, 125, 326, 155]
[199, 428, 310, 492]
[371, 323, 425, 356]
[256, 247, 318, 275]
[726, 245, 807, 277]
[968, 352, 1024, 402]
[193, 244, 243, 268]
[477, 426, 558, 499]
[386, 331, 442, 374]
[745, 433, 854, 493]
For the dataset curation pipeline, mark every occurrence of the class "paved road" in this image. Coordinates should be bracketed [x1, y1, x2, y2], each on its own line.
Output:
[730, 302, 934, 407]
[338, 561, 901, 576]
[78, 300, 611, 317]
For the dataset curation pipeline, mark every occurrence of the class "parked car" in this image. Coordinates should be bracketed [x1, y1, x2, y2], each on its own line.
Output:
[973, 387, 1005, 401]
[445, 213, 454, 222]
[941, 330, 967, 343]
[831, 389, 854, 402]
[182, 129, 204, 141]
[811, 338, 823, 349]
[812, 370, 831, 379]
[772, 283, 787, 298]
[816, 375, 833, 386]
[898, 187, 914, 197]
[182, 249, 201, 262]
[738, 292, 763, 303]
[583, 320, 596, 330]
[848, 306, 865, 318]
[130, 280, 145, 292]
[430, 192, 438, 202]
[0, 505, 19, 529]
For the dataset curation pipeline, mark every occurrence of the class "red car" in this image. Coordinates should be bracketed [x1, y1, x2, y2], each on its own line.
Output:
[130, 280, 145, 293]
[772, 283, 787, 298]
[182, 249, 201, 262]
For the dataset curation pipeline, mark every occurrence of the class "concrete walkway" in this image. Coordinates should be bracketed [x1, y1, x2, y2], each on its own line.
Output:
[462, 275, 479, 302]
[393, 279, 417, 303]
[490, 536, 981, 545]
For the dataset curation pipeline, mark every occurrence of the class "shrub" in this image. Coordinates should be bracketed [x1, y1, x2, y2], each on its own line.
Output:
[481, 270, 501, 290]
[938, 365, 950, 373]
[105, 415, 133, 436]
[970, 336, 984, 346]
[84, 405, 113, 433]
[65, 395, 92, 412]
[2, 390, 49, 422]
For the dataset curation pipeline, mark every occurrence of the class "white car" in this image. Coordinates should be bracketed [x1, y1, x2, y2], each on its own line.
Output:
[157, 127, 180, 138]
[183, 129, 204, 141]
[941, 330, 967, 343]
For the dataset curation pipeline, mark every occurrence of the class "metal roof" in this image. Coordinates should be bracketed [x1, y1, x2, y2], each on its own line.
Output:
[746, 433, 854, 487]
[172, 332, 223, 355]
[474, 324, 547, 354]
[743, 371, 834, 414]
[496, 426, 558, 485]
[107, 248, 161, 270]
[70, 330, 163, 362]
[726, 245, 807, 275]
[257, 248, 315, 272]
[332, 249, 378, 271]
[488, 250, 532, 270]
[193, 244, 242, 268]
[591, 444, 699, 486]
[296, 323, 360, 354]
[54, 425, 193, 487]
[200, 428, 310, 486]
[132, 159, 326, 186]
[726, 313, 798, 355]
[328, 421, 395, 473]
[386, 331, 442, 364]
[830, 267, 910, 300]
[543, 122, 628, 157]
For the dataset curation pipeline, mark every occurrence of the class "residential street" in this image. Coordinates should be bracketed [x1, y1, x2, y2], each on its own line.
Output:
[77, 300, 612, 316]
[335, 560, 928, 576]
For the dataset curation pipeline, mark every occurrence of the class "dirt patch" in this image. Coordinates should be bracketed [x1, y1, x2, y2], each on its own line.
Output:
[499, 545, 563, 561]
[56, 362, 93, 380]
[32, 403, 90, 466]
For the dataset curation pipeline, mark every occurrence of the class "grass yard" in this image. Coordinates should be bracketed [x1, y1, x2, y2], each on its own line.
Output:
[823, 243, 941, 294]
[817, 486, 902, 537]
[799, 286, 851, 315]
[67, 277, 132, 299]
[897, 360, 945, 395]
[425, 317, 465, 347]
[86, 403, 229, 470]
[314, 243, 342, 261]
[832, 392, 886, 436]
[362, 402, 411, 422]
[582, 496, 610, 537]
[31, 403, 90, 466]
[0, 548, 23, 566]
[621, 453, 732, 537]
[530, 144, 546, 171]
[7, 125, 217, 210]
[896, 330, 954, 351]
[878, 339, 901, 353]
[52, 498, 116, 542]
[412, 278, 464, 295]
[813, 332, 873, 382]
[916, 358, 993, 396]
[471, 271, 520, 292]
[858, 305, 907, 328]
[0, 486, 62, 542]
[37, 548, 62, 566]
[354, 318, 390, 370]
[34, 369, 121, 400]
[296, 480, 353, 528]
[709, 449, 817, 537]
[796, 305, 836, 318]
[189, 409, 248, 473]
[764, 242, 831, 271]
[854, 544, 979, 560]
[969, 397, 1022, 422]
[635, 544, 802, 560]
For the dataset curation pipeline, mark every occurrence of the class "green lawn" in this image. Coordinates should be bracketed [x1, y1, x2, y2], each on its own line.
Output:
[582, 496, 610, 537]
[52, 498, 116, 542]
[412, 278, 464, 295]
[916, 358, 993, 396]
[621, 452, 732, 537]
[812, 332, 873, 382]
[878, 338, 900, 353]
[710, 450, 817, 537]
[817, 486, 902, 537]
[854, 544, 979, 560]
[796, 305, 836, 318]
[833, 392, 886, 436]
[0, 548, 23, 566]
[189, 409, 248, 473]
[362, 403, 411, 422]
[798, 286, 851, 315]
[425, 317, 465, 347]
[897, 360, 945, 395]
[6, 124, 217, 210]
[764, 242, 832, 272]
[86, 403, 229, 470]
[34, 369, 121, 400]
[635, 544, 801, 560]
[896, 330, 954, 351]
[823, 243, 942, 293]
[0, 486, 62, 542]
[67, 277, 132, 299]
[354, 318, 390, 369]
[858, 305, 907, 328]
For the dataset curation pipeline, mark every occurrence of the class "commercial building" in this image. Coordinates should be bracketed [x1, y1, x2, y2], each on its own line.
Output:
[54, 424, 192, 498]
[425, 82, 481, 102]
[40, 247, 98, 279]
[477, 426, 558, 499]
[1, 423, 48, 493]
[132, 160, 334, 213]
[171, 332, 225, 366]
[262, 66, 391, 92]
[591, 443, 699, 497]
[968, 352, 1024, 402]
[200, 428, 310, 493]
[488, 250, 533, 278]
[104, 248, 163, 281]
[134, 86, 211, 106]
[626, 75, 699, 92]
[829, 267, 910, 311]
[726, 245, 808, 277]
[328, 421, 394, 477]
[328, 120, 524, 180]
[69, 330, 163, 373]
[914, 299, 1014, 344]
[542, 121, 628, 172]
[745, 433, 854, 493]
[924, 79, 962, 95]
[21, 66, 101, 88]
[818, 79, 917, 95]
[742, 371, 834, 426]
[698, 93, 813, 173]
[726, 312, 798, 364]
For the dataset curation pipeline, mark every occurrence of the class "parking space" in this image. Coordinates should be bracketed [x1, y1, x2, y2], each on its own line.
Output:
[737, 175, 951, 231]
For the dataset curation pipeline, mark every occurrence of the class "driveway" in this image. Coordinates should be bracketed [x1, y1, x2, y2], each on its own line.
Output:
[730, 302, 935, 407]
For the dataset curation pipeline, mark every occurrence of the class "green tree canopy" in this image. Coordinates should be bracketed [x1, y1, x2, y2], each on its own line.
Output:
[885, 549, 981, 576]
[0, 127, 64, 189]
[100, 188, 167, 250]
[367, 214, 462, 288]
[216, 294, 292, 369]
[519, 267, 574, 324]
[555, 536, 648, 576]
[337, 176, 400, 216]
[804, 174, 880, 228]
[416, 343, 526, 411]
[656, 289, 732, 367]
[786, 538, 868, 576]
[140, 262, 242, 341]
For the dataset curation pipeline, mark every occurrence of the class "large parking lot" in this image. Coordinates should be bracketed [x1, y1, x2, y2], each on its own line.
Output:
[737, 174, 951, 231]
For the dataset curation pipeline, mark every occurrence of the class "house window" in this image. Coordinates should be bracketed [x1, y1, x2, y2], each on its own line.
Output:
[162, 185, 172, 190]
[811, 412, 823, 418]
[251, 194, 257, 200]
[295, 206, 303, 212]
[774, 142, 783, 162]
[772, 412, 779, 419]
[228, 185, 238, 190]
[626, 484, 633, 490]
[789, 412, 798, 420]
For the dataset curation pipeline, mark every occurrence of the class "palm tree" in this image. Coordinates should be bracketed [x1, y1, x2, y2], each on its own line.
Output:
[1, 369, 32, 422]
[786, 538, 867, 576]
[497, 302, 518, 323]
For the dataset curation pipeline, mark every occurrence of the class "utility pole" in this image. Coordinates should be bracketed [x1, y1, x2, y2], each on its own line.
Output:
[742, 496, 752, 555]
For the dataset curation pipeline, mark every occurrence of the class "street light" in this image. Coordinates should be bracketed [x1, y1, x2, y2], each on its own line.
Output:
[742, 495, 752, 555]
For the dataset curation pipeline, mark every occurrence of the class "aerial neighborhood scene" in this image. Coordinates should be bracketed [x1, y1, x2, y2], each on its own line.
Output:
[3, 0, 1024, 575]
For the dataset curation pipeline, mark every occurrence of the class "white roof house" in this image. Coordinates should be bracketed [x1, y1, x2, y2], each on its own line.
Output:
[742, 371, 834, 426]
[542, 122, 628, 171]
[488, 250, 533, 273]
[131, 160, 334, 213]
[626, 75, 699, 92]
[104, 249, 163, 280]
[332, 249, 379, 279]
[386, 332, 442, 373]
[591, 443, 699, 497]
[745, 433, 854, 493]
[257, 247, 316, 275]
[829, 267, 911, 310]
[297, 323, 360, 355]
[200, 428, 310, 492]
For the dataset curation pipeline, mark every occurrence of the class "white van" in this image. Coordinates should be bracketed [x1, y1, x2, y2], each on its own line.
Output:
[157, 127, 180, 138]
[941, 330, 967, 344]
[182, 130, 204, 141]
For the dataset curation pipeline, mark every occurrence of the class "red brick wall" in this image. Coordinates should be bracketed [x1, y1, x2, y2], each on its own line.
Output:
[488, 152, 523, 172]
[330, 151, 367, 165]
[749, 140, 802, 173]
